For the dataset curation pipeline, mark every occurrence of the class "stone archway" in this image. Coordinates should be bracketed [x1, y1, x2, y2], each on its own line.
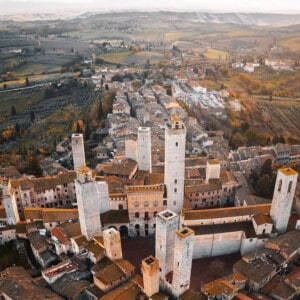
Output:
[135, 224, 140, 237]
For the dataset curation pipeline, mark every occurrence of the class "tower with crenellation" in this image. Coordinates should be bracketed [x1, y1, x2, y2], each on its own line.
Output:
[164, 114, 186, 214]
[141, 255, 160, 297]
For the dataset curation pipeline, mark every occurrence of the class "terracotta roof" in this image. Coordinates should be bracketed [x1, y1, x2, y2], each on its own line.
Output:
[59, 221, 81, 238]
[9, 171, 76, 192]
[233, 293, 253, 300]
[208, 159, 220, 165]
[265, 230, 300, 259]
[87, 238, 105, 257]
[97, 158, 137, 177]
[100, 281, 141, 300]
[93, 257, 125, 285]
[72, 235, 88, 248]
[51, 227, 69, 244]
[279, 168, 298, 176]
[183, 204, 271, 221]
[253, 214, 273, 226]
[42, 208, 78, 223]
[130, 274, 144, 288]
[101, 210, 129, 225]
[203, 279, 238, 297]
[24, 208, 43, 220]
[115, 259, 135, 274]
[0, 205, 6, 219]
[190, 221, 256, 238]
[185, 179, 222, 194]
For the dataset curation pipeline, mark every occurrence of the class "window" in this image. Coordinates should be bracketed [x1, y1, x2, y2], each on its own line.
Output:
[118, 204, 123, 210]
[173, 201, 176, 206]
[144, 201, 149, 207]
[288, 181, 293, 193]
[135, 212, 139, 218]
[144, 212, 149, 220]
[174, 179, 177, 184]
[154, 211, 158, 217]
[153, 200, 158, 207]
[163, 200, 167, 206]
[134, 201, 139, 207]
[174, 188, 177, 193]
[175, 142, 178, 147]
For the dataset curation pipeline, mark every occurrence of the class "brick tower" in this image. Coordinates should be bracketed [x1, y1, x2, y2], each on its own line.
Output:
[141, 256, 160, 297]
[103, 227, 123, 260]
[164, 114, 186, 214]
[270, 168, 298, 234]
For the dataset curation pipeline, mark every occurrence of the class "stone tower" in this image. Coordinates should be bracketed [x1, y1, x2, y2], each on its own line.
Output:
[164, 114, 186, 214]
[205, 159, 221, 183]
[75, 166, 102, 240]
[172, 227, 194, 298]
[155, 210, 179, 282]
[270, 168, 298, 234]
[141, 256, 160, 297]
[72, 133, 86, 171]
[125, 136, 138, 162]
[138, 127, 152, 172]
[103, 228, 123, 260]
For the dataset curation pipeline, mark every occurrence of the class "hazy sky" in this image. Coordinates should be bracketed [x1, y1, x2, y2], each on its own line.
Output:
[1, 0, 300, 14]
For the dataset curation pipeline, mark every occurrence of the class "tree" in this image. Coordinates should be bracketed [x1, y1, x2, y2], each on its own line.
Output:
[255, 174, 274, 198]
[166, 86, 173, 96]
[27, 155, 43, 177]
[25, 76, 29, 86]
[76, 122, 82, 133]
[30, 110, 35, 123]
[15, 122, 20, 135]
[3, 84, 6, 90]
[208, 259, 225, 280]
[98, 102, 103, 119]
[250, 170, 259, 187]
[260, 158, 272, 178]
[11, 105, 16, 116]
[84, 122, 91, 140]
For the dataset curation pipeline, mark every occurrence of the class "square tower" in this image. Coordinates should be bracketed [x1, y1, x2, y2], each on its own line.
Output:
[75, 166, 102, 240]
[155, 210, 179, 281]
[164, 115, 186, 214]
[138, 127, 152, 172]
[72, 133, 86, 171]
[141, 256, 160, 297]
[205, 159, 221, 183]
[270, 168, 298, 234]
[103, 228, 123, 260]
[172, 227, 194, 298]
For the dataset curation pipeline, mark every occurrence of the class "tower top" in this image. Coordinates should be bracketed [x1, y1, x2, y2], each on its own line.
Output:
[72, 133, 83, 138]
[142, 255, 159, 272]
[167, 114, 185, 130]
[279, 168, 298, 176]
[76, 166, 93, 183]
[157, 209, 178, 221]
[176, 227, 194, 238]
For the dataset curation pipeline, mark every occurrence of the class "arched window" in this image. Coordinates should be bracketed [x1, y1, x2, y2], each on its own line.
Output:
[135, 212, 139, 218]
[288, 181, 293, 193]
[144, 201, 149, 207]
[118, 204, 123, 210]
[278, 179, 283, 192]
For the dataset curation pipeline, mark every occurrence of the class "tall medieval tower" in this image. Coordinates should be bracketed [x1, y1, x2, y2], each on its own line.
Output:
[164, 114, 186, 214]
[103, 228, 123, 260]
[72, 133, 86, 171]
[172, 227, 194, 298]
[138, 127, 152, 172]
[155, 210, 179, 282]
[270, 168, 298, 234]
[141, 256, 160, 297]
[75, 166, 102, 240]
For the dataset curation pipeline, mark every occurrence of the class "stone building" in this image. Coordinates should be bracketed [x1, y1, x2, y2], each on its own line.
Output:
[103, 227, 123, 261]
[164, 114, 186, 214]
[8, 171, 76, 220]
[126, 184, 165, 237]
[71, 133, 86, 171]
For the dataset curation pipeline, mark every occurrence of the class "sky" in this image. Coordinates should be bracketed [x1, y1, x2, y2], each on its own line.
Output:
[1, 0, 300, 15]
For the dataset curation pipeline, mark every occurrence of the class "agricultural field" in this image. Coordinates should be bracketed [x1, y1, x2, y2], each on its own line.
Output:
[279, 36, 300, 52]
[123, 51, 166, 66]
[14, 62, 61, 75]
[97, 51, 132, 64]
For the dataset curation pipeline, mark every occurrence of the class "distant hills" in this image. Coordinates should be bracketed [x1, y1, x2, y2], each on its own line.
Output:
[1, 11, 300, 27]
